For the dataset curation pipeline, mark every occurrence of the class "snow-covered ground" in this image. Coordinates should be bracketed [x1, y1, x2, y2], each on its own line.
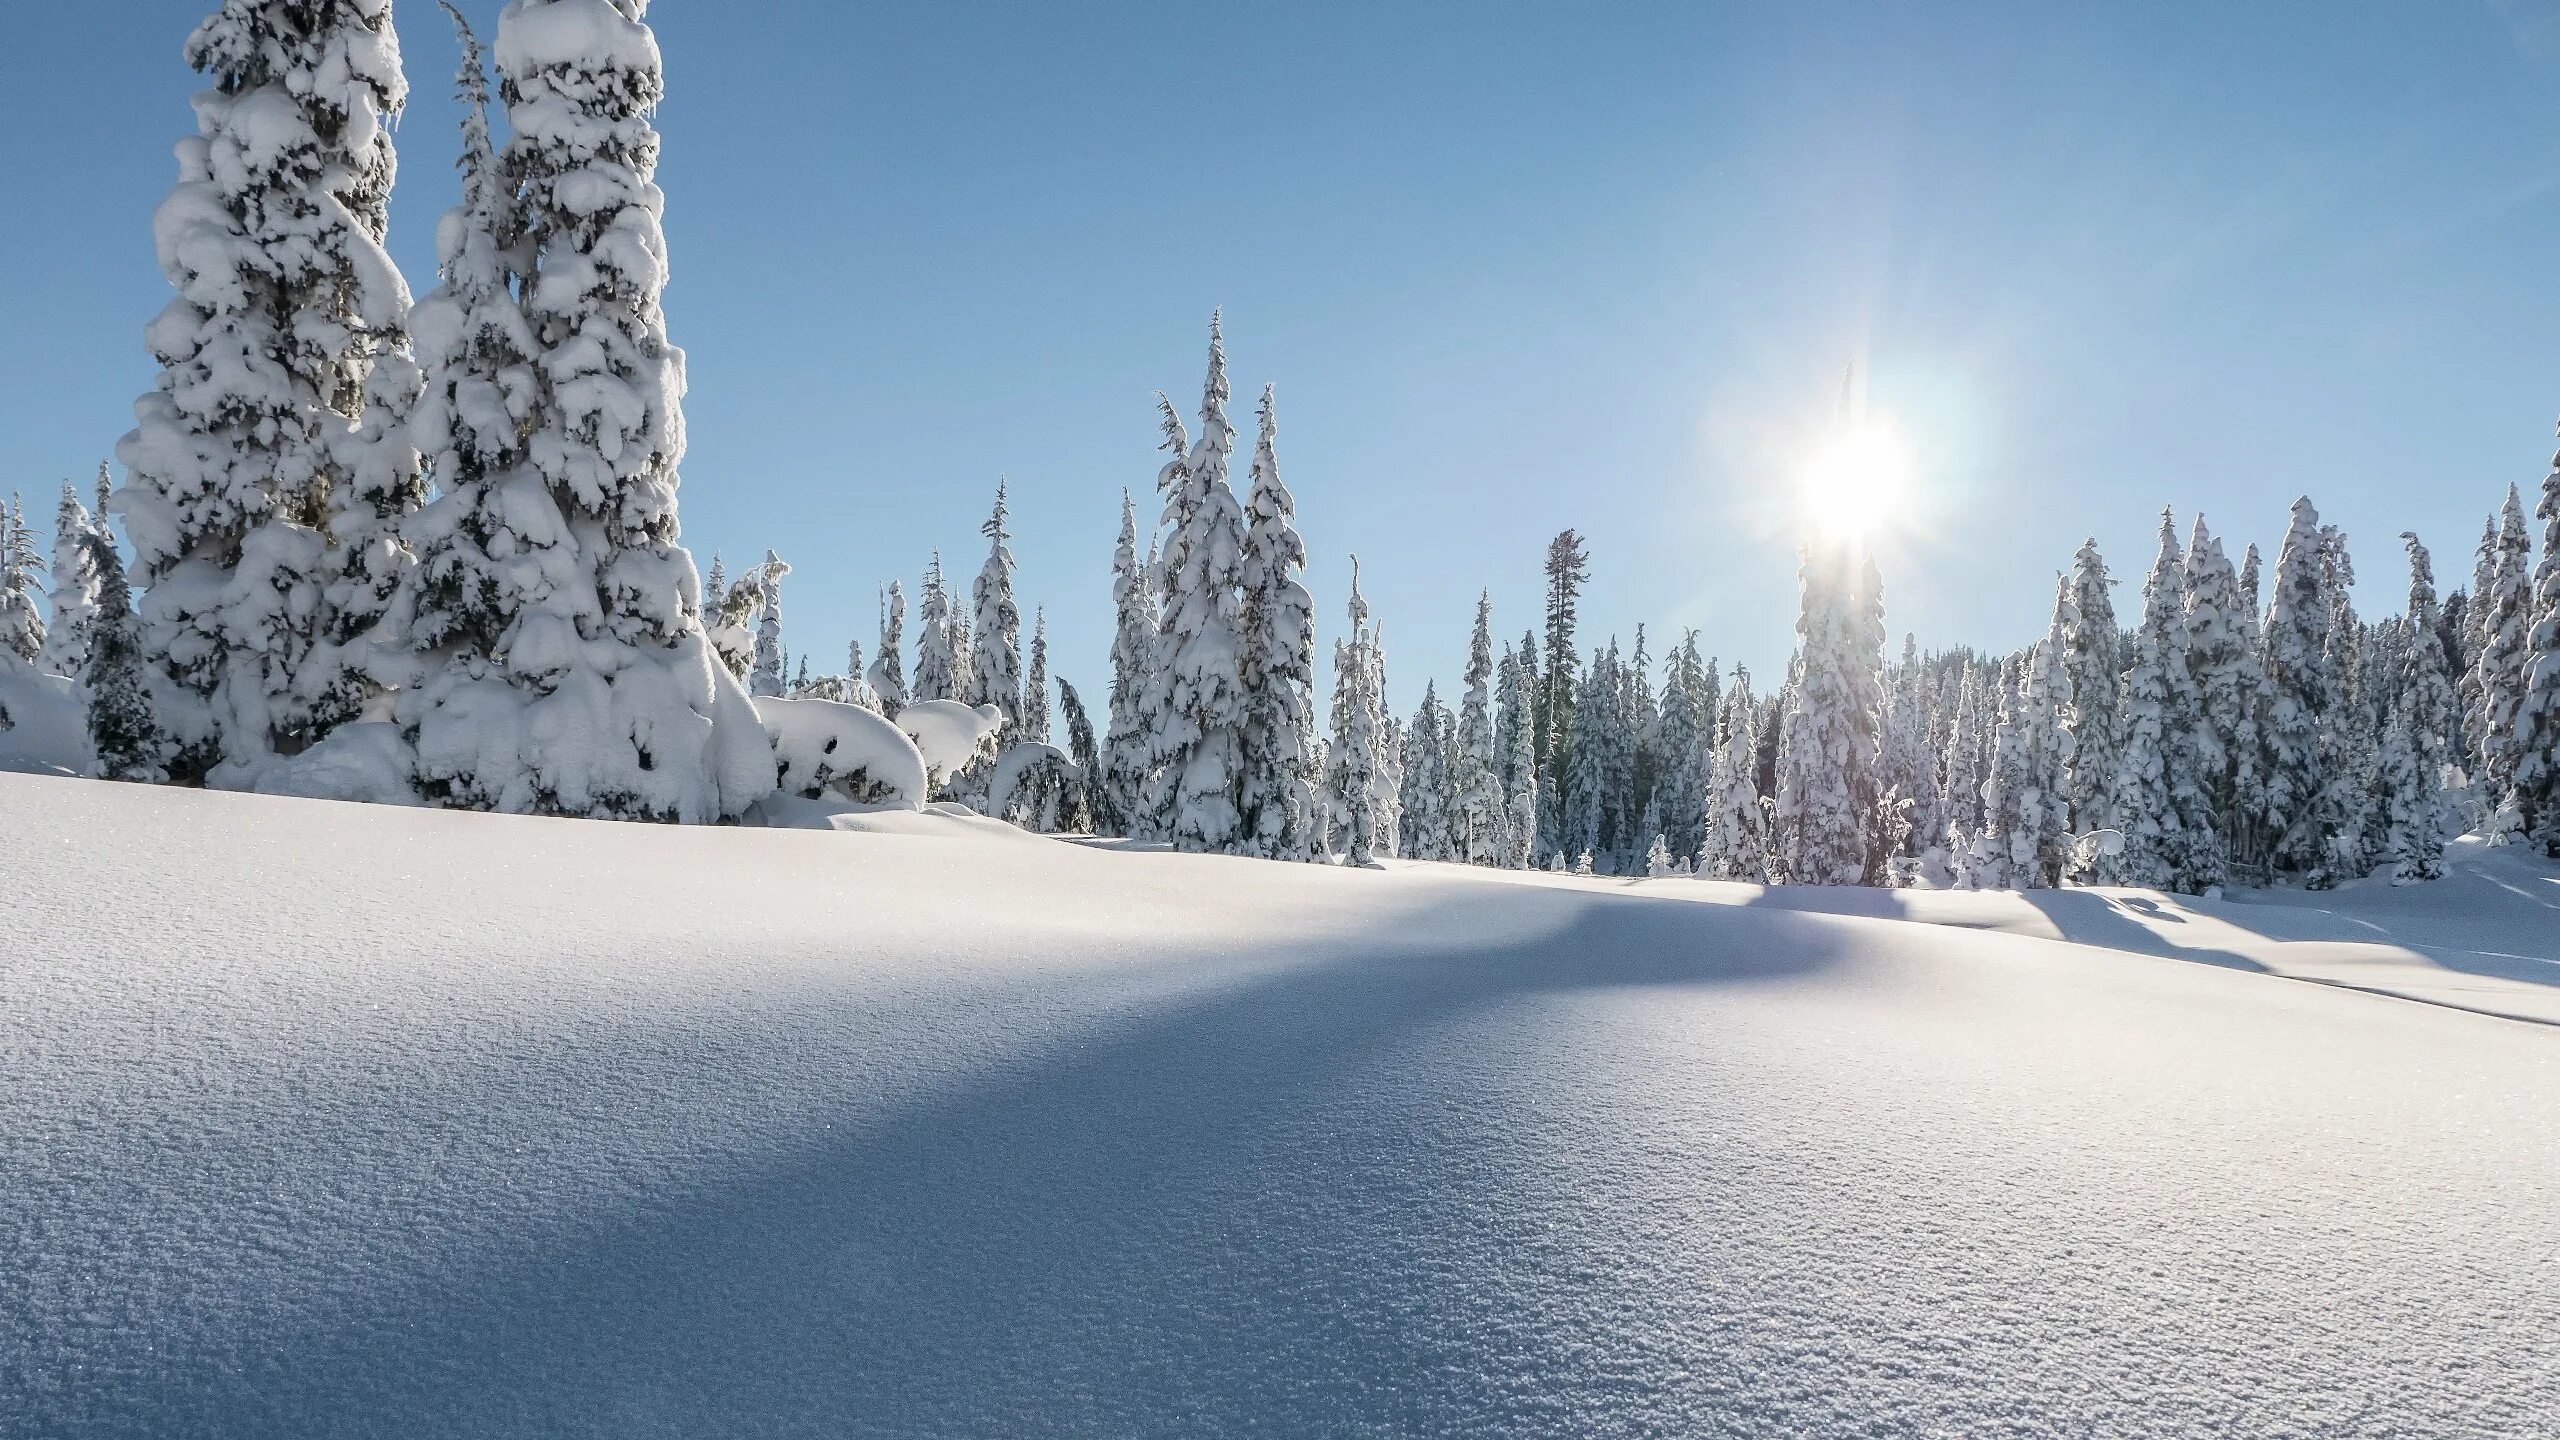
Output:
[4, 773, 2556, 1436]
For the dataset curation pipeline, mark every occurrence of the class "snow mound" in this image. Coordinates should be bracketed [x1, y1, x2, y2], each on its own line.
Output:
[4, 773, 2556, 1436]
[754, 695, 927, 808]
[0, 665, 93, 776]
[252, 722, 424, 807]
[894, 698, 1002, 776]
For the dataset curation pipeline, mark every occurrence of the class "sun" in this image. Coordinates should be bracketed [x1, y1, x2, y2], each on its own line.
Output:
[1797, 421, 1909, 540]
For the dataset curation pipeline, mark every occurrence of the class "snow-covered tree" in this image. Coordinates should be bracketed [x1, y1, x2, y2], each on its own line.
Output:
[2308, 526, 2379, 885]
[2183, 517, 2261, 877]
[1056, 675, 1100, 835]
[1773, 541, 1883, 884]
[113, 0, 412, 782]
[2514, 450, 2560, 855]
[1, 496, 47, 666]
[1022, 607, 1052, 746]
[968, 480, 1023, 740]
[749, 551, 790, 698]
[1644, 834, 1676, 877]
[1974, 581, 2073, 889]
[867, 581, 906, 718]
[1939, 659, 1987, 865]
[1451, 593, 1508, 866]
[2262, 498, 2339, 878]
[912, 552, 960, 705]
[2387, 532, 2458, 880]
[1152, 317, 1250, 853]
[403, 0, 765, 822]
[36, 482, 101, 678]
[1098, 491, 1156, 839]
[1400, 682, 1458, 862]
[1323, 559, 1391, 867]
[1237, 385, 1318, 860]
[82, 534, 172, 783]
[2469, 486, 2534, 838]
[2058, 538, 2121, 867]
[2112, 511, 2218, 892]
[1496, 645, 1538, 869]
[1651, 634, 1712, 867]
[1699, 668, 1770, 882]
[1537, 530, 1589, 862]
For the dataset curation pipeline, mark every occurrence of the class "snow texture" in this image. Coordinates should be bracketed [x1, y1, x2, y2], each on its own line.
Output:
[5, 773, 2557, 1435]
[755, 694, 927, 808]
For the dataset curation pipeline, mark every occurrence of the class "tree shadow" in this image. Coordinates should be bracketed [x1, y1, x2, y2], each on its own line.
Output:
[72, 886, 1853, 1438]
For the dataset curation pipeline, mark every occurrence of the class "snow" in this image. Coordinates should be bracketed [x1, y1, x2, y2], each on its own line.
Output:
[893, 696, 1002, 776]
[5, 774, 2557, 1434]
[0, 665, 93, 776]
[753, 694, 926, 808]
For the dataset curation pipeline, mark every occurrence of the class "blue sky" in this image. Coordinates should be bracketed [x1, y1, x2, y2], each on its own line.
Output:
[6, 2, 2560, 706]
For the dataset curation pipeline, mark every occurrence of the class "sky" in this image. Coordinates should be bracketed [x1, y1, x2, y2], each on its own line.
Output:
[6, 2, 2560, 710]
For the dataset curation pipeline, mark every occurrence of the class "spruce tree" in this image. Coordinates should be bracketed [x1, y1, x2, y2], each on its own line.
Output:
[82, 534, 172, 783]
[968, 480, 1023, 739]
[750, 551, 790, 698]
[2307, 526, 2378, 885]
[1773, 541, 1881, 884]
[1023, 608, 1052, 746]
[1940, 659, 1987, 868]
[2469, 487, 2534, 837]
[868, 581, 907, 718]
[1134, 399, 1193, 839]
[2183, 518, 2260, 877]
[1057, 675, 1100, 835]
[1537, 530, 1589, 862]
[0, 497, 47, 666]
[1699, 667, 1770, 882]
[912, 552, 960, 704]
[2461, 512, 2500, 776]
[2389, 532, 2457, 880]
[1976, 582, 2073, 889]
[2262, 499, 2338, 877]
[1401, 682, 1458, 862]
[2059, 538, 2121, 865]
[1236, 385, 1318, 860]
[115, 0, 411, 781]
[1496, 645, 1539, 869]
[1322, 559, 1389, 867]
[1650, 634, 1711, 866]
[36, 482, 101, 678]
[2113, 511, 2218, 891]
[1099, 491, 1157, 838]
[2514, 450, 2560, 854]
[1154, 317, 1250, 852]
[1452, 593, 1507, 866]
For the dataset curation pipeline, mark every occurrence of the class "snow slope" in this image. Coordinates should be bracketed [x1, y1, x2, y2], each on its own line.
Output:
[3, 773, 2556, 1437]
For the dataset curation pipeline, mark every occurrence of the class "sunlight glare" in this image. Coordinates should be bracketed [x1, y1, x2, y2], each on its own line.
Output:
[1797, 421, 1909, 540]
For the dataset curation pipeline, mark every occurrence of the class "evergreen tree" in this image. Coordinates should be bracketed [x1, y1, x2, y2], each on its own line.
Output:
[867, 581, 907, 718]
[2183, 518, 2262, 878]
[404, 0, 763, 820]
[2307, 526, 2378, 885]
[1452, 592, 1507, 866]
[2059, 538, 2122, 864]
[0, 496, 47, 665]
[1322, 559, 1390, 867]
[1134, 397, 1193, 839]
[1099, 491, 1156, 839]
[2113, 510, 2218, 891]
[2469, 486, 2534, 837]
[36, 482, 101, 678]
[1057, 675, 1100, 835]
[1537, 530, 1589, 862]
[1699, 667, 1770, 882]
[1773, 541, 1882, 884]
[2262, 499, 2338, 878]
[912, 552, 960, 704]
[1023, 607, 1052, 746]
[968, 480, 1023, 739]
[1496, 645, 1539, 869]
[1400, 682, 1458, 862]
[2460, 511, 2500, 775]
[82, 534, 172, 783]
[1975, 581, 2073, 889]
[1237, 385, 1318, 860]
[749, 550, 789, 698]
[1880, 636, 1938, 869]
[2514, 450, 2560, 854]
[1940, 658, 1988, 867]
[1563, 646, 1618, 867]
[1650, 633, 1712, 866]
[2388, 532, 2457, 880]
[1644, 834, 1676, 877]
[115, 0, 412, 781]
[1150, 316, 1252, 851]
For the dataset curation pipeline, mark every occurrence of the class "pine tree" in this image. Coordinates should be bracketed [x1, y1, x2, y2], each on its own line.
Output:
[968, 480, 1023, 739]
[2058, 538, 2121, 867]
[2183, 518, 2261, 878]
[2307, 526, 2378, 885]
[1699, 667, 1770, 882]
[1773, 541, 1882, 884]
[1650, 633, 1712, 866]
[1537, 530, 1589, 862]
[2469, 487, 2535, 839]
[1400, 682, 1458, 862]
[2461, 511, 2500, 775]
[82, 534, 172, 783]
[1099, 491, 1156, 838]
[1322, 559, 1390, 867]
[1236, 385, 1318, 860]
[0, 496, 47, 665]
[912, 552, 960, 704]
[750, 551, 790, 698]
[1496, 645, 1539, 869]
[1134, 399, 1193, 839]
[1057, 675, 1100, 835]
[1939, 659, 1988, 868]
[1880, 636, 1938, 871]
[867, 581, 907, 718]
[2113, 510, 2218, 891]
[1976, 581, 2074, 889]
[2514, 447, 2560, 854]
[2263, 499, 2338, 878]
[2389, 532, 2458, 880]
[114, 0, 412, 781]
[1153, 316, 1251, 852]
[36, 482, 101, 678]
[1022, 607, 1052, 747]
[1450, 593, 1507, 866]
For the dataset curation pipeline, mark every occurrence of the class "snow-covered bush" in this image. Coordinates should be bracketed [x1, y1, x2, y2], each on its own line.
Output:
[756, 696, 927, 809]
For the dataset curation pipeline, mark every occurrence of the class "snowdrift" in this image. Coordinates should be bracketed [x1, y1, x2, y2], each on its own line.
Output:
[3, 773, 2556, 1436]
